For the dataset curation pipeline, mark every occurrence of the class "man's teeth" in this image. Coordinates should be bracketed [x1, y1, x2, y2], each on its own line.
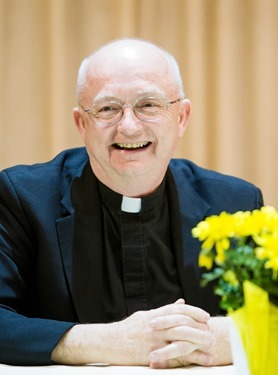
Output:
[116, 142, 149, 149]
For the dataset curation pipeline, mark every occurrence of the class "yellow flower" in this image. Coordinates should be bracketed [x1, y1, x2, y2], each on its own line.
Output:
[255, 233, 278, 275]
[193, 212, 235, 264]
[192, 221, 210, 241]
[223, 270, 239, 287]
[193, 212, 234, 243]
[215, 237, 230, 264]
[260, 206, 278, 234]
[251, 207, 278, 236]
[232, 210, 252, 236]
[198, 252, 213, 270]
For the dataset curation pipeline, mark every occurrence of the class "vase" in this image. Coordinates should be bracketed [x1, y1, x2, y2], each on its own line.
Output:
[228, 281, 278, 375]
[228, 317, 250, 375]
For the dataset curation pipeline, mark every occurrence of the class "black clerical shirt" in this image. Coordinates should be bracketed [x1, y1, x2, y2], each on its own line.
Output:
[98, 180, 183, 323]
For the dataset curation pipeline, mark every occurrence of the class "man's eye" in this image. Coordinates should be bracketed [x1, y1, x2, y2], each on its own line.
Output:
[98, 105, 119, 113]
[144, 101, 157, 107]
[138, 100, 162, 111]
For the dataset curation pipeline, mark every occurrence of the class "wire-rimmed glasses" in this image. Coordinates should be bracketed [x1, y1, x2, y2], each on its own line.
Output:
[80, 96, 181, 127]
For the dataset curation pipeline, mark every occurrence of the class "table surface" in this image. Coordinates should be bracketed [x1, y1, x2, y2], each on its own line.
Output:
[0, 364, 235, 374]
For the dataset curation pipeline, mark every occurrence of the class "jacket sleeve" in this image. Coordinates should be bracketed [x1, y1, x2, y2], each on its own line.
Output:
[0, 170, 75, 365]
[0, 309, 75, 365]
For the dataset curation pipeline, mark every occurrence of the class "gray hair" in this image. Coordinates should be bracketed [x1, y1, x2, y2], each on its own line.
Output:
[76, 39, 185, 102]
[76, 54, 94, 102]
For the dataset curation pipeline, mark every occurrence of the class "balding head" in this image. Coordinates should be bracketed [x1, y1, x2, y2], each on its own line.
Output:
[76, 38, 184, 103]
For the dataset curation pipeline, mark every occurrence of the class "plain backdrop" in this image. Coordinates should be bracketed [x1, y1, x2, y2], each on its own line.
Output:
[0, 0, 277, 207]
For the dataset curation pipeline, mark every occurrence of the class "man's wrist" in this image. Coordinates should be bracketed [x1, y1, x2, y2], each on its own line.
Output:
[51, 323, 112, 365]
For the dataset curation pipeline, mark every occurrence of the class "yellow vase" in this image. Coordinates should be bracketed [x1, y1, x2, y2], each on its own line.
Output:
[229, 281, 278, 375]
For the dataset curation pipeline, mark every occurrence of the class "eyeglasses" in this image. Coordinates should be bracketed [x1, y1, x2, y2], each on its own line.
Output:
[80, 96, 181, 127]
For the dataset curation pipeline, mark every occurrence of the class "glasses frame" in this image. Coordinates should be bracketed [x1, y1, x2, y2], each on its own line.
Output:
[79, 96, 181, 127]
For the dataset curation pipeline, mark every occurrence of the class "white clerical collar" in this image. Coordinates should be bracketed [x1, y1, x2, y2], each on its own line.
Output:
[121, 196, 142, 213]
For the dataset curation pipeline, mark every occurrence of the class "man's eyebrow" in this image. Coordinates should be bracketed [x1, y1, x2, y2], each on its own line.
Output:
[136, 90, 165, 98]
[92, 90, 166, 103]
[93, 94, 119, 102]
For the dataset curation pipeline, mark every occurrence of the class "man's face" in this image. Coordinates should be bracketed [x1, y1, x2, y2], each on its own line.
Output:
[74, 43, 191, 196]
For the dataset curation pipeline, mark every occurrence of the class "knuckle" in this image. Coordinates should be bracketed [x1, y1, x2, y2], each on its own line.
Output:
[201, 354, 214, 367]
[202, 333, 216, 352]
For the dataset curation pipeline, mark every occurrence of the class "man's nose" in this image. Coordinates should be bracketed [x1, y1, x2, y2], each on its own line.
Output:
[117, 107, 141, 133]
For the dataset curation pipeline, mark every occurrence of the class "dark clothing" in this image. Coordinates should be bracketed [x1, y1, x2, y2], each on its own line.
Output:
[0, 147, 263, 365]
[99, 179, 183, 320]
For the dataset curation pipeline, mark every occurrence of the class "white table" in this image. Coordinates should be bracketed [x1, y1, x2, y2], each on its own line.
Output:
[0, 364, 235, 374]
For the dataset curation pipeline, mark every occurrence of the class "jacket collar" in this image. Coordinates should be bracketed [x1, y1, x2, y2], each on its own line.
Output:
[168, 162, 211, 220]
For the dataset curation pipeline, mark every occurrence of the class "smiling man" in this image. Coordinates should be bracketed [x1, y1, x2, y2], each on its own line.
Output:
[74, 39, 190, 197]
[0, 38, 263, 367]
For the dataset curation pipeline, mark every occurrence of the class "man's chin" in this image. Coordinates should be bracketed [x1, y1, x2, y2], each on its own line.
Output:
[115, 164, 149, 178]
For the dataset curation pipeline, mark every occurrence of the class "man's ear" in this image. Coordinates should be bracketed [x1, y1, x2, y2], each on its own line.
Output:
[73, 107, 86, 140]
[178, 99, 191, 138]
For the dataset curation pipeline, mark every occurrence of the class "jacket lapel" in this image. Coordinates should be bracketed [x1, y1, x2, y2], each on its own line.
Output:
[167, 165, 215, 310]
[56, 162, 104, 323]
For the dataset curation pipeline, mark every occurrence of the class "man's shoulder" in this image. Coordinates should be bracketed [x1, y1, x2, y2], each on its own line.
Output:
[169, 159, 263, 215]
[0, 147, 88, 192]
[2, 147, 88, 182]
[169, 158, 263, 212]
[169, 158, 256, 188]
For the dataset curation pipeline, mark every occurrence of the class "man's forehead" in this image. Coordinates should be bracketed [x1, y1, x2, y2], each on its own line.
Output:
[85, 67, 175, 100]
[89, 41, 169, 73]
[84, 74, 170, 104]
[82, 41, 178, 98]
[87, 62, 166, 83]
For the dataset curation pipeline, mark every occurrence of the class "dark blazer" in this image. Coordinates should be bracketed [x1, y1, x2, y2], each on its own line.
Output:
[0, 147, 263, 365]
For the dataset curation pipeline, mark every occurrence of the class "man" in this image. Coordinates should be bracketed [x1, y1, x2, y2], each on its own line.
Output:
[0, 38, 263, 367]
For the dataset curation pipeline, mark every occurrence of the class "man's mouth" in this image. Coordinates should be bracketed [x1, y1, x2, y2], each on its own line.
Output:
[113, 141, 151, 150]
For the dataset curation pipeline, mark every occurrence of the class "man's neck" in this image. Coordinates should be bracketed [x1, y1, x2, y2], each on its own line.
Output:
[91, 168, 164, 198]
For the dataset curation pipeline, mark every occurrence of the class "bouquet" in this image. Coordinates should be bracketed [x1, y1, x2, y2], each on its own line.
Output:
[192, 206, 278, 375]
[192, 206, 278, 311]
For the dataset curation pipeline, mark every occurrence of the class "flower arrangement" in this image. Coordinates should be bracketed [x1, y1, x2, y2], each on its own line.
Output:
[192, 206, 278, 311]
[192, 206, 278, 375]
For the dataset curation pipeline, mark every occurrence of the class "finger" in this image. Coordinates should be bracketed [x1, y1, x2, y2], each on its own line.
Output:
[149, 338, 214, 367]
[149, 340, 196, 364]
[150, 355, 190, 369]
[181, 349, 214, 367]
[150, 314, 210, 331]
[151, 303, 210, 323]
[159, 326, 214, 348]
[150, 350, 213, 369]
